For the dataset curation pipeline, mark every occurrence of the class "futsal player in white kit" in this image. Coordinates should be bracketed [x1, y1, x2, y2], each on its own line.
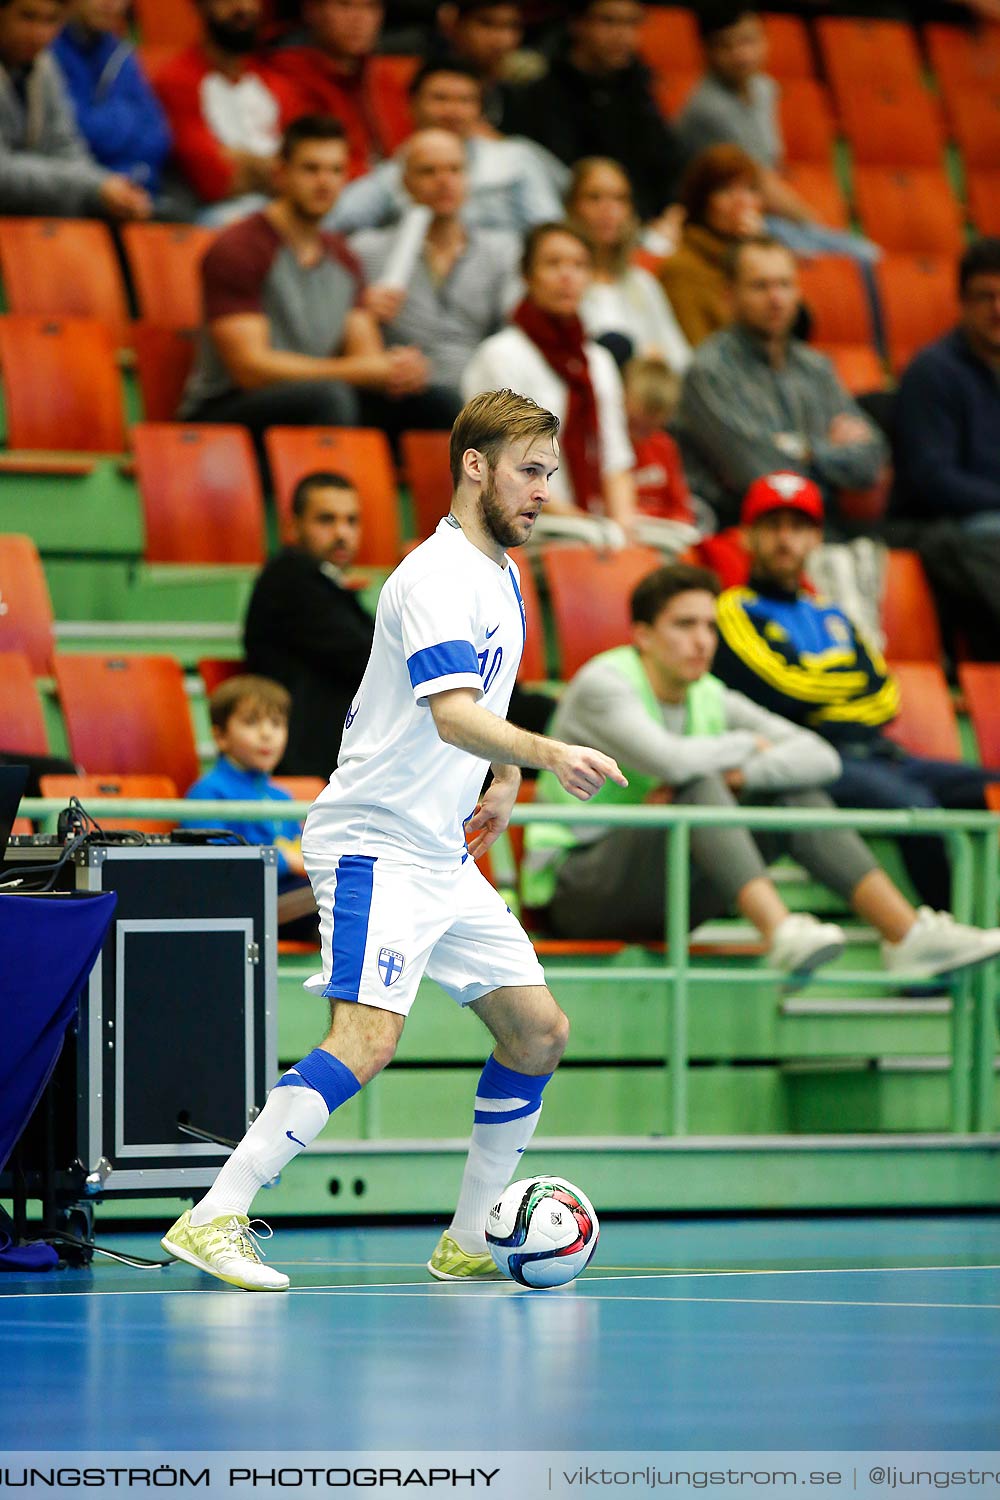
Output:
[162, 389, 626, 1289]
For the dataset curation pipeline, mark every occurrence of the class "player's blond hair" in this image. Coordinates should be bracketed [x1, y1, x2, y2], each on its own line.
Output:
[449, 389, 560, 487]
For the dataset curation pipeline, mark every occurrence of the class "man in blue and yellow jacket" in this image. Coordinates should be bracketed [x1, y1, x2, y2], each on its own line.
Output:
[713, 472, 999, 908]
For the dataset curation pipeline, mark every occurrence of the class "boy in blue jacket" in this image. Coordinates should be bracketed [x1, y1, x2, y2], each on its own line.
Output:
[53, 0, 171, 198]
[187, 675, 314, 925]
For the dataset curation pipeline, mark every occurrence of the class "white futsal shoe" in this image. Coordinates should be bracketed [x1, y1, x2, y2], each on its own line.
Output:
[161, 1210, 290, 1291]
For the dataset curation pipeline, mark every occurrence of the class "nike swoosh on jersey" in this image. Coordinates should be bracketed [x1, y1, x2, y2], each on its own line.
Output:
[485, 622, 501, 638]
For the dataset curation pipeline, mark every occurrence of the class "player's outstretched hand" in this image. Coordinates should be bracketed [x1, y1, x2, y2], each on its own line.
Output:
[551, 744, 628, 802]
[463, 773, 519, 860]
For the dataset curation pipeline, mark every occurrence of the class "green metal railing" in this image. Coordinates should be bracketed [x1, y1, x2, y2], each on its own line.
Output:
[17, 797, 1000, 1139]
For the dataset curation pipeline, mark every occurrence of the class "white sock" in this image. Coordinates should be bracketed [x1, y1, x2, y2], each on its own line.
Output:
[448, 1107, 543, 1254]
[448, 1055, 551, 1255]
[191, 1050, 360, 1225]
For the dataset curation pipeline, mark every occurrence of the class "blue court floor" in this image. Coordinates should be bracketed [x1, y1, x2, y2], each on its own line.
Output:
[2, 1215, 999, 1453]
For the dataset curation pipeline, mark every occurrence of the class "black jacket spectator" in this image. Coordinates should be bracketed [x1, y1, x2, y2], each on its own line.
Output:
[244, 548, 374, 777]
[503, 49, 677, 221]
[894, 329, 1000, 521]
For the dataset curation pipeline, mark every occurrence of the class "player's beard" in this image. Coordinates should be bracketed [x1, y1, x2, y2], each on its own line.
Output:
[479, 468, 529, 550]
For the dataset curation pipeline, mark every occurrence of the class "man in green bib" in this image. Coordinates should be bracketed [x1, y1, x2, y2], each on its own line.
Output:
[525, 562, 992, 987]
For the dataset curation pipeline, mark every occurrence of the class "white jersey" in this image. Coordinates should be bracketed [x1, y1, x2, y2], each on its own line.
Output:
[302, 517, 526, 870]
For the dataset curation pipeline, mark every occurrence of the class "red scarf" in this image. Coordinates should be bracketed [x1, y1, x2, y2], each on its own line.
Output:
[512, 298, 604, 513]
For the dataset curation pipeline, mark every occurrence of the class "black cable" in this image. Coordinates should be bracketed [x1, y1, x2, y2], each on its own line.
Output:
[33, 1232, 173, 1270]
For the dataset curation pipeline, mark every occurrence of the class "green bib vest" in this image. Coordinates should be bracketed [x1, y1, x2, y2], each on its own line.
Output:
[521, 647, 727, 908]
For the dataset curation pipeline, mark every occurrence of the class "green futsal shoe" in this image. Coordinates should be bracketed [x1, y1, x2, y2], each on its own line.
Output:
[161, 1209, 290, 1291]
[427, 1230, 505, 1281]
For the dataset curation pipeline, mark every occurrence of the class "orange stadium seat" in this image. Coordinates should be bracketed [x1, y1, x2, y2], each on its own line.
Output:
[761, 13, 814, 78]
[819, 344, 887, 396]
[852, 167, 964, 257]
[133, 324, 196, 422]
[197, 658, 245, 696]
[876, 254, 959, 374]
[838, 84, 945, 169]
[881, 551, 943, 662]
[946, 90, 1000, 173]
[512, 552, 547, 684]
[0, 219, 131, 348]
[132, 0, 200, 47]
[540, 545, 661, 679]
[883, 661, 961, 760]
[958, 664, 1000, 767]
[638, 6, 702, 75]
[0, 651, 48, 754]
[132, 423, 266, 565]
[778, 79, 837, 164]
[0, 316, 126, 452]
[39, 774, 179, 834]
[925, 23, 1000, 112]
[797, 255, 873, 346]
[400, 429, 451, 540]
[781, 162, 849, 228]
[816, 17, 924, 105]
[0, 534, 55, 674]
[965, 171, 1000, 237]
[272, 776, 327, 802]
[653, 71, 699, 118]
[121, 223, 214, 329]
[265, 427, 401, 566]
[53, 653, 200, 793]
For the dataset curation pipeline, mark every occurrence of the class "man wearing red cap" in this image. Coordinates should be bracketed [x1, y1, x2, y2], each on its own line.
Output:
[713, 472, 1000, 919]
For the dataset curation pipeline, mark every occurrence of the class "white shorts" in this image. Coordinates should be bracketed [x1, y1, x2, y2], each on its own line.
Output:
[303, 853, 546, 1017]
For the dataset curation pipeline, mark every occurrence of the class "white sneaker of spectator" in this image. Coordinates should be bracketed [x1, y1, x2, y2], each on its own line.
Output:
[769, 912, 846, 991]
[882, 907, 1000, 981]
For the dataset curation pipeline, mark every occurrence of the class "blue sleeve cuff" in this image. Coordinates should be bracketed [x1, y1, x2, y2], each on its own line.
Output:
[406, 639, 480, 689]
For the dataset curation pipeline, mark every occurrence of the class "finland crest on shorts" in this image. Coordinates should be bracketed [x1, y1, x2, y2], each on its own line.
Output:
[378, 947, 405, 988]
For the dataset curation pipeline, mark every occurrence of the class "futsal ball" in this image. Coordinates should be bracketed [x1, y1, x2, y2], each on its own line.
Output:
[486, 1176, 599, 1288]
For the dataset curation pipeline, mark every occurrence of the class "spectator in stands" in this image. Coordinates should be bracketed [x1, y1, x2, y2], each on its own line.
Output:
[244, 471, 374, 776]
[348, 128, 519, 391]
[180, 115, 460, 454]
[892, 239, 1000, 657]
[329, 60, 563, 234]
[565, 156, 692, 375]
[501, 0, 679, 223]
[155, 0, 303, 225]
[462, 221, 637, 542]
[268, 0, 410, 178]
[658, 144, 764, 349]
[186, 674, 318, 935]
[895, 239, 1000, 532]
[425, 0, 525, 130]
[623, 356, 697, 529]
[52, 0, 171, 200]
[677, 4, 878, 268]
[711, 473, 1000, 912]
[0, 0, 151, 217]
[525, 562, 1000, 979]
[676, 237, 887, 528]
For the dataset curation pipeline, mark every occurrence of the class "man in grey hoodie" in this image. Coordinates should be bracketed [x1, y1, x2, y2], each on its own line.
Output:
[0, 0, 150, 217]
